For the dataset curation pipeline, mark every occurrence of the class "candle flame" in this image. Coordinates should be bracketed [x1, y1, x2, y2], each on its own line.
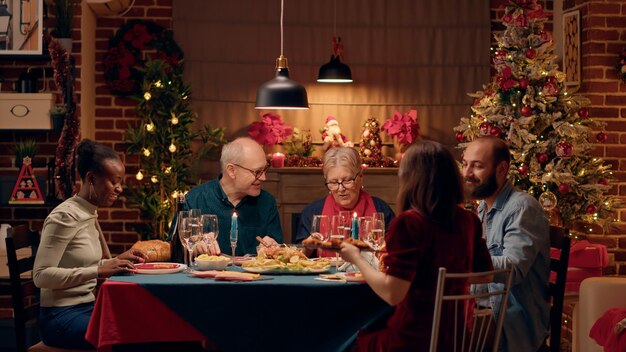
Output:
[233, 212, 238, 218]
[353, 212, 357, 218]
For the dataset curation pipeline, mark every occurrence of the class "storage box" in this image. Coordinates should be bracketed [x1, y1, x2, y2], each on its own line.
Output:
[0, 93, 55, 130]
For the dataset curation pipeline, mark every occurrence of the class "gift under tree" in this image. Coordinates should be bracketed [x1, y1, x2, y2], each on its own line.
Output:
[454, 0, 618, 230]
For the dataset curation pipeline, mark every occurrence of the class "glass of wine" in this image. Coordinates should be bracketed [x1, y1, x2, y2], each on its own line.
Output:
[363, 218, 385, 251]
[311, 215, 330, 241]
[177, 210, 191, 265]
[200, 214, 219, 249]
[180, 216, 202, 269]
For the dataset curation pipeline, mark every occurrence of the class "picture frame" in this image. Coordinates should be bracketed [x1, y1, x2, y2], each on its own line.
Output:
[563, 10, 581, 86]
[0, 0, 44, 57]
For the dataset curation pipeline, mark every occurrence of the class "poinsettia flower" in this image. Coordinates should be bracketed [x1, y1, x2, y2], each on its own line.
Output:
[382, 109, 420, 146]
[248, 113, 293, 147]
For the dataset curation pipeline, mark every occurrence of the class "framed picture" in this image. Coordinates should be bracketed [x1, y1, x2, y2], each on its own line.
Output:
[0, 0, 44, 57]
[563, 10, 581, 86]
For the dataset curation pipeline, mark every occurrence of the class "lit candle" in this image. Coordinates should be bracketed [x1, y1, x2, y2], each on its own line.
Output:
[351, 212, 358, 239]
[230, 212, 238, 240]
[271, 152, 285, 168]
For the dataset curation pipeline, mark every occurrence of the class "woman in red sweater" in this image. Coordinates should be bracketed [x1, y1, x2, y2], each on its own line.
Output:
[341, 140, 493, 351]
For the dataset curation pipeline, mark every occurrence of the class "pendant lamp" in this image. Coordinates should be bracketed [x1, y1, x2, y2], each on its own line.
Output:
[255, 0, 309, 110]
[317, 0, 352, 83]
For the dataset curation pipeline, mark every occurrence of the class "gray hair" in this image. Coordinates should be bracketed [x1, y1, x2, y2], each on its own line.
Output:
[220, 137, 252, 172]
[323, 147, 362, 178]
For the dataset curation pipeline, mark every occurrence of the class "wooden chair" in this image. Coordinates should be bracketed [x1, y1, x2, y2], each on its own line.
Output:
[547, 225, 571, 352]
[429, 266, 515, 352]
[6, 225, 91, 352]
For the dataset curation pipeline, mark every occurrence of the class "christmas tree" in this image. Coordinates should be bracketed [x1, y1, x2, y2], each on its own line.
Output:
[125, 59, 226, 239]
[359, 117, 383, 161]
[454, 0, 618, 230]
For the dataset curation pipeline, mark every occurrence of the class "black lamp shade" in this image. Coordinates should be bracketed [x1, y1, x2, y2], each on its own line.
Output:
[317, 55, 353, 83]
[255, 67, 309, 110]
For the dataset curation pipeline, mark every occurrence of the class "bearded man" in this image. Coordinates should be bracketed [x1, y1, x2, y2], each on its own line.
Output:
[462, 136, 550, 352]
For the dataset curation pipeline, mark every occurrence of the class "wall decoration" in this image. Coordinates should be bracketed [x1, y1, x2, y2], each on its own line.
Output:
[103, 20, 184, 96]
[563, 10, 581, 86]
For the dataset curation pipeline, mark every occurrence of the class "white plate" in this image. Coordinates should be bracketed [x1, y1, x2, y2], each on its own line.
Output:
[134, 262, 186, 275]
[242, 266, 330, 275]
[313, 257, 344, 267]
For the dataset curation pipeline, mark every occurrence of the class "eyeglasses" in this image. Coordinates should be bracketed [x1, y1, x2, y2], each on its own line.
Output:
[325, 175, 359, 191]
[233, 163, 270, 181]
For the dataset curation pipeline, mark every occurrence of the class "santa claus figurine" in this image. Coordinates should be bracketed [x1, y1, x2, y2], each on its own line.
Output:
[321, 116, 353, 151]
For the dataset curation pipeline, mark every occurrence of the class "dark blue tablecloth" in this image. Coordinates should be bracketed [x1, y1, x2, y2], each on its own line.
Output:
[108, 268, 390, 352]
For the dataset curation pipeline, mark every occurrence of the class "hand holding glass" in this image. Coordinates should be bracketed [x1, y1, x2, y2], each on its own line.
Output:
[311, 215, 331, 241]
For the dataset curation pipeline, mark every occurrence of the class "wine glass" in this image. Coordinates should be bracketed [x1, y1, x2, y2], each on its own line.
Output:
[337, 211, 352, 239]
[177, 210, 191, 265]
[372, 212, 385, 230]
[200, 214, 219, 250]
[363, 218, 385, 251]
[180, 216, 202, 269]
[311, 215, 330, 241]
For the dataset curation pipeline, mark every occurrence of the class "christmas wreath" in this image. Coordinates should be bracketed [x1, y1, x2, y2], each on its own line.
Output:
[103, 20, 184, 96]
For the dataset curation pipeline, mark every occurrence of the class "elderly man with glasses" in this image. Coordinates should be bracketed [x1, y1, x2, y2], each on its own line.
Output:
[295, 147, 394, 257]
[169, 137, 282, 261]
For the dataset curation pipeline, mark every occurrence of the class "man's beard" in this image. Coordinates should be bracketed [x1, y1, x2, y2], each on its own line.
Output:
[466, 172, 499, 199]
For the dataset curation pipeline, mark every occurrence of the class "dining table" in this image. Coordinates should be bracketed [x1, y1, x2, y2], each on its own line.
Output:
[85, 266, 390, 352]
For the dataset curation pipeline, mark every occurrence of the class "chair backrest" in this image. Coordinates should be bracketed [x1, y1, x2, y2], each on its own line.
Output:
[6, 224, 41, 352]
[430, 266, 515, 352]
[548, 225, 571, 352]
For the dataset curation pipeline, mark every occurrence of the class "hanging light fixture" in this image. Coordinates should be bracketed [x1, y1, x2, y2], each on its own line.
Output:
[317, 0, 352, 83]
[0, 0, 12, 38]
[255, 0, 309, 110]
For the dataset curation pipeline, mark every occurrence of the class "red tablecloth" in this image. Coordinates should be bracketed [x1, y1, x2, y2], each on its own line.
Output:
[85, 281, 205, 351]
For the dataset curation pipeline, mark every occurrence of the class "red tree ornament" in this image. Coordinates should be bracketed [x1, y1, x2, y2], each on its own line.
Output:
[479, 122, 491, 136]
[537, 153, 548, 164]
[598, 178, 609, 186]
[586, 204, 598, 214]
[596, 132, 608, 143]
[518, 165, 529, 175]
[455, 131, 465, 143]
[521, 106, 533, 117]
[489, 126, 502, 136]
[558, 183, 570, 194]
[525, 48, 536, 59]
[578, 108, 589, 118]
[519, 78, 529, 89]
[555, 141, 573, 158]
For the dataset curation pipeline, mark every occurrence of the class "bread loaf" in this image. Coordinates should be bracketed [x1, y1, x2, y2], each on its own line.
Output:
[131, 240, 171, 262]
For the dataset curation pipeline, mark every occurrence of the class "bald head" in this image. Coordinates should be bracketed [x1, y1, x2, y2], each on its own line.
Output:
[220, 137, 265, 172]
[469, 136, 511, 168]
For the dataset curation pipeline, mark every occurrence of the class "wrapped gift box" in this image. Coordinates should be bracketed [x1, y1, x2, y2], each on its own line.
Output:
[550, 240, 609, 292]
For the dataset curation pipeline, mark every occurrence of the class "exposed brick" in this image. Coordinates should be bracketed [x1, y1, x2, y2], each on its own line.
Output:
[586, 16, 606, 28]
[589, 3, 622, 15]
[619, 237, 626, 248]
[582, 67, 604, 79]
[585, 55, 620, 67]
[111, 210, 140, 220]
[100, 221, 124, 231]
[607, 16, 626, 28]
[95, 119, 115, 129]
[95, 108, 124, 118]
[590, 107, 619, 118]
[606, 95, 626, 105]
[95, 131, 124, 141]
[147, 8, 172, 17]
[587, 235, 618, 247]
[583, 81, 620, 93]
[110, 233, 140, 243]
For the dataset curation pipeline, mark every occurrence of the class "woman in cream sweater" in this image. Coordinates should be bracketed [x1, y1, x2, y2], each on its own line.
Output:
[33, 139, 147, 349]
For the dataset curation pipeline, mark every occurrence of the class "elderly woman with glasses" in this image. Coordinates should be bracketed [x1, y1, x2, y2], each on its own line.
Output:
[295, 147, 394, 256]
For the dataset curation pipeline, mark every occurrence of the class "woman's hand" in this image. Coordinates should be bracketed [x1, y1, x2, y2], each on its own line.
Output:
[117, 248, 148, 264]
[258, 236, 279, 248]
[98, 258, 135, 278]
[340, 242, 361, 264]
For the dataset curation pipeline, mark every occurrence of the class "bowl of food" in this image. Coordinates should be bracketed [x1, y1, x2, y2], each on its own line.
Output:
[195, 254, 231, 270]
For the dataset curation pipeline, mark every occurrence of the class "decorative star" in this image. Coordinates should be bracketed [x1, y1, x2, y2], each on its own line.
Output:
[22, 156, 32, 165]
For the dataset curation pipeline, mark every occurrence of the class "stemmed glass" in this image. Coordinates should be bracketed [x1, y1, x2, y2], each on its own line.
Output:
[180, 216, 202, 269]
[200, 214, 219, 251]
[177, 210, 191, 265]
[363, 218, 385, 251]
[337, 211, 352, 239]
[311, 215, 330, 241]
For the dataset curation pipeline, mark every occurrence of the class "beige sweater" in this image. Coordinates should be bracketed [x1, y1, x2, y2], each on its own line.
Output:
[34, 196, 112, 307]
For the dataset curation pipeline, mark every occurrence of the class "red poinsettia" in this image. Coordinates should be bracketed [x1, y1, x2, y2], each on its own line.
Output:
[382, 109, 420, 146]
[248, 113, 293, 147]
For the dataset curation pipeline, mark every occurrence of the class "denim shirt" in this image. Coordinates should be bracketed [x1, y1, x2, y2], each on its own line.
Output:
[478, 181, 550, 351]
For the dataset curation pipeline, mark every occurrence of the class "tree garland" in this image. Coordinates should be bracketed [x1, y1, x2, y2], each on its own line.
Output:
[103, 20, 184, 96]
